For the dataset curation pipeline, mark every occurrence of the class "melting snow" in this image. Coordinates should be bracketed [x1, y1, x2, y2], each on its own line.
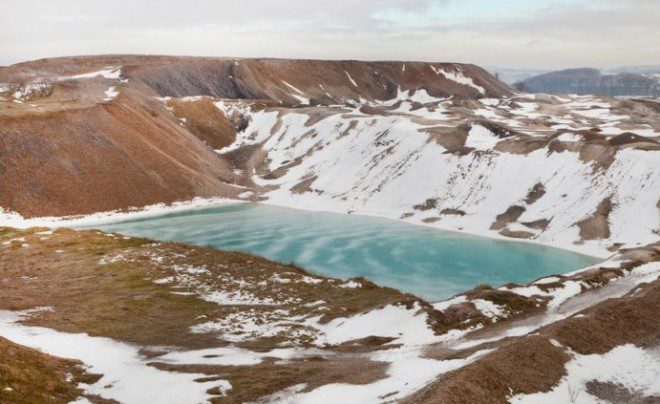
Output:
[282, 81, 310, 105]
[103, 86, 119, 101]
[345, 70, 358, 87]
[282, 347, 494, 403]
[0, 310, 229, 403]
[66, 67, 122, 80]
[312, 303, 436, 346]
[431, 66, 485, 94]
[510, 344, 660, 404]
[464, 124, 502, 150]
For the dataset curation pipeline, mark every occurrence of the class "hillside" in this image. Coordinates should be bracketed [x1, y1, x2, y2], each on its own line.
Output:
[0, 227, 658, 403]
[521, 68, 660, 97]
[0, 55, 510, 217]
[0, 55, 658, 403]
[1, 56, 658, 256]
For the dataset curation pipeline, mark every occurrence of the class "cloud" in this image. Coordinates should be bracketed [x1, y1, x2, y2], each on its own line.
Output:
[0, 0, 657, 68]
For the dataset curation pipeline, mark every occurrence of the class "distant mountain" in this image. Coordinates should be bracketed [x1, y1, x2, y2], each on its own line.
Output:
[486, 67, 549, 84]
[520, 68, 660, 97]
[608, 65, 660, 75]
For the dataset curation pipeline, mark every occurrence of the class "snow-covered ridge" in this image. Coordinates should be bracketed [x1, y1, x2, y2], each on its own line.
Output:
[218, 93, 659, 258]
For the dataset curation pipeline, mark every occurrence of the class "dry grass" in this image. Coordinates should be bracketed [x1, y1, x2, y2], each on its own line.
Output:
[0, 336, 96, 404]
[404, 279, 660, 404]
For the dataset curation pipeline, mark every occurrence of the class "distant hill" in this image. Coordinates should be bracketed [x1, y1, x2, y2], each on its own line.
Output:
[520, 67, 660, 97]
[609, 65, 660, 75]
[486, 67, 549, 84]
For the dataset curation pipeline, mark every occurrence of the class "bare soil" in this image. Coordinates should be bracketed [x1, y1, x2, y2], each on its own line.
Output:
[404, 278, 660, 404]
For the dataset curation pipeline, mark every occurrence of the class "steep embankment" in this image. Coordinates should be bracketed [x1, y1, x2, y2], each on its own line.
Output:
[0, 84, 242, 217]
[216, 93, 660, 257]
[1, 56, 658, 403]
[1, 55, 658, 255]
[1, 54, 511, 101]
[0, 55, 510, 218]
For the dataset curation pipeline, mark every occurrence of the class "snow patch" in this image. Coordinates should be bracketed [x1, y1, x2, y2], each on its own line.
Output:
[0, 310, 228, 403]
[510, 344, 660, 404]
[431, 66, 485, 94]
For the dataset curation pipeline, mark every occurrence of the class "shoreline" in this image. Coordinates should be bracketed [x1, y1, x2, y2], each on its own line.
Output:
[0, 195, 609, 262]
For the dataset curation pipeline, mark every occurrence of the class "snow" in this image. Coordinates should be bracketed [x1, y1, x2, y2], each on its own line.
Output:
[66, 67, 122, 80]
[6, 88, 658, 261]
[214, 99, 251, 118]
[534, 276, 562, 285]
[473, 107, 500, 119]
[432, 296, 504, 320]
[5, 89, 656, 259]
[202, 290, 279, 306]
[464, 124, 502, 150]
[557, 133, 582, 142]
[381, 86, 445, 106]
[0, 84, 658, 403]
[432, 295, 467, 311]
[510, 344, 660, 404]
[143, 255, 291, 306]
[282, 347, 494, 403]
[300, 275, 324, 284]
[0, 197, 240, 229]
[345, 70, 358, 87]
[0, 310, 229, 403]
[282, 81, 310, 104]
[338, 279, 362, 288]
[312, 303, 436, 346]
[189, 307, 327, 344]
[431, 66, 485, 94]
[472, 299, 505, 319]
[155, 345, 308, 367]
[5, 81, 53, 101]
[229, 99, 657, 257]
[503, 280, 586, 309]
[103, 86, 119, 101]
[455, 260, 660, 350]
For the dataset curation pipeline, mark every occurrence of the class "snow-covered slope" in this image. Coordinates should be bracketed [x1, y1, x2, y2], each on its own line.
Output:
[216, 93, 659, 257]
[0, 56, 658, 257]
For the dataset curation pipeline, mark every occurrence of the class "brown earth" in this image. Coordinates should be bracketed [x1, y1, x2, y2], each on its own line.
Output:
[0, 86, 243, 218]
[0, 226, 426, 402]
[0, 228, 658, 403]
[0, 336, 98, 404]
[152, 355, 389, 404]
[490, 205, 526, 231]
[525, 183, 546, 205]
[0, 227, 418, 349]
[577, 197, 613, 240]
[0, 55, 513, 219]
[1, 55, 511, 101]
[586, 380, 659, 403]
[404, 278, 660, 404]
[498, 229, 535, 239]
[164, 97, 238, 149]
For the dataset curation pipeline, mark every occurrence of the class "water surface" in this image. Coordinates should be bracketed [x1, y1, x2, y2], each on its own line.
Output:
[83, 204, 598, 300]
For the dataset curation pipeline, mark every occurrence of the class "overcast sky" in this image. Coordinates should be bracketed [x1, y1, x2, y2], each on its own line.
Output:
[1, 0, 658, 69]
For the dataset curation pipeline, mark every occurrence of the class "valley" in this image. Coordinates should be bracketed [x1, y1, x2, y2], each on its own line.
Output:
[0, 55, 658, 403]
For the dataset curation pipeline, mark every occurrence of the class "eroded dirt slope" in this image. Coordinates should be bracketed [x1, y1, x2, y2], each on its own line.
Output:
[0, 78, 243, 217]
[0, 55, 511, 218]
[0, 227, 657, 403]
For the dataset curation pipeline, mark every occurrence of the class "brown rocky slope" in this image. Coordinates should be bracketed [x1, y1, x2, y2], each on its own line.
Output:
[0, 55, 511, 218]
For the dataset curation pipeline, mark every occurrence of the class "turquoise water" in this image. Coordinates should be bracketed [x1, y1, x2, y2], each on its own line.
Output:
[83, 204, 598, 300]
